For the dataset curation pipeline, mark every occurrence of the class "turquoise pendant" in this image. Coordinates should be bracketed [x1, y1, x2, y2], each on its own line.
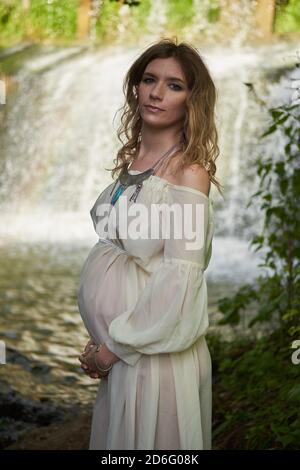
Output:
[110, 166, 154, 206]
[109, 141, 183, 206]
[111, 183, 127, 206]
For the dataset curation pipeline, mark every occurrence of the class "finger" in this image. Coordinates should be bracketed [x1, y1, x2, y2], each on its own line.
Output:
[82, 349, 91, 357]
[78, 355, 87, 364]
[84, 341, 95, 351]
[84, 339, 93, 350]
[90, 373, 101, 379]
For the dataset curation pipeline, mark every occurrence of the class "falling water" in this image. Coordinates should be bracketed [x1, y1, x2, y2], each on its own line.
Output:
[0, 41, 299, 282]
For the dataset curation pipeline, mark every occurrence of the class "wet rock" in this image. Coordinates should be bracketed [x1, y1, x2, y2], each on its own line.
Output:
[6, 347, 53, 378]
[0, 379, 80, 449]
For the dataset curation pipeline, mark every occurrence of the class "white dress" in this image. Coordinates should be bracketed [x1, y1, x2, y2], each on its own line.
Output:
[77, 169, 215, 450]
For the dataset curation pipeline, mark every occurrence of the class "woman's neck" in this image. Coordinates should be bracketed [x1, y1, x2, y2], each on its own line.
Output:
[135, 136, 183, 164]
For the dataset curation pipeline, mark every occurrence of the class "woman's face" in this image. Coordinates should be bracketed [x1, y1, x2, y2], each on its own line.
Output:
[137, 57, 189, 129]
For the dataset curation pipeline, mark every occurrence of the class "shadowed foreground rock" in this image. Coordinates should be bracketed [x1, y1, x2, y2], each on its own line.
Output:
[4, 413, 91, 450]
[0, 375, 93, 450]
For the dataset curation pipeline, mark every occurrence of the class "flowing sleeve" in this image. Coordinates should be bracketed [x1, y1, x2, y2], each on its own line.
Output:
[105, 185, 214, 367]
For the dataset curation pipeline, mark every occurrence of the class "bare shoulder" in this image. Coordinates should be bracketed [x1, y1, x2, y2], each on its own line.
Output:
[176, 163, 211, 197]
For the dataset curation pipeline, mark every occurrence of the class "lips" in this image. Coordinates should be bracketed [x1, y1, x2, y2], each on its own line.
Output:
[145, 105, 164, 111]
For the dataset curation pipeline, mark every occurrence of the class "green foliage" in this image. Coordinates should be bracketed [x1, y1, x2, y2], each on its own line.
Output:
[29, 0, 79, 40]
[166, 0, 194, 31]
[128, 0, 152, 39]
[95, 0, 152, 45]
[217, 284, 259, 325]
[207, 0, 221, 23]
[94, 0, 121, 44]
[0, 0, 299, 48]
[275, 0, 300, 34]
[208, 330, 300, 449]
[212, 76, 300, 449]
[0, 0, 79, 46]
[0, 1, 26, 45]
[217, 87, 300, 339]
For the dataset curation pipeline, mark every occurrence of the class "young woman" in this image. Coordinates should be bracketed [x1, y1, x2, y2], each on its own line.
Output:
[77, 38, 223, 450]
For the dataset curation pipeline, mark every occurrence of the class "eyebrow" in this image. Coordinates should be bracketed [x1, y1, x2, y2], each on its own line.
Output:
[143, 72, 186, 84]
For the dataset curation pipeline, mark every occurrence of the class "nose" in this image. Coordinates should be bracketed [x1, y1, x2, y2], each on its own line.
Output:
[149, 82, 164, 101]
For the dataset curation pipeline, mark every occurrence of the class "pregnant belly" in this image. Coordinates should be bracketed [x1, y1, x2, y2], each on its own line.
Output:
[77, 242, 139, 345]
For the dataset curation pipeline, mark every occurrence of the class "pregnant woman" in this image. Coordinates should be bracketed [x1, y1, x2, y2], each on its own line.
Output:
[77, 38, 223, 450]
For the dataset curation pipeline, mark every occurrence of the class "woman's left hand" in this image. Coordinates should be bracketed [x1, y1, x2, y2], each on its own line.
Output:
[79, 345, 100, 370]
[78, 343, 120, 376]
[78, 347, 107, 379]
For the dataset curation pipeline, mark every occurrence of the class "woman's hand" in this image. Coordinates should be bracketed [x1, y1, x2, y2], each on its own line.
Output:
[79, 340, 108, 380]
[78, 340, 121, 380]
[83, 338, 96, 355]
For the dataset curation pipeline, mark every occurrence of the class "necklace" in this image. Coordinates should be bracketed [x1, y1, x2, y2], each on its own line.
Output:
[110, 140, 183, 205]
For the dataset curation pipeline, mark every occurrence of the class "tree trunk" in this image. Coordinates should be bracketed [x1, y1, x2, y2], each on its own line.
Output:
[77, 0, 92, 39]
[255, 0, 276, 38]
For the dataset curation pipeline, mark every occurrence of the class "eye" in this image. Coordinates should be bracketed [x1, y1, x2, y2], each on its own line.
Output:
[142, 78, 183, 91]
[170, 84, 182, 91]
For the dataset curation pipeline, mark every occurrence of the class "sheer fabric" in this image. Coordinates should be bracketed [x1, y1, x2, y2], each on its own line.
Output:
[77, 171, 214, 449]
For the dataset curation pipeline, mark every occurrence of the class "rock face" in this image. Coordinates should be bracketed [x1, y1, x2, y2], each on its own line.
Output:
[4, 413, 92, 450]
[0, 379, 92, 450]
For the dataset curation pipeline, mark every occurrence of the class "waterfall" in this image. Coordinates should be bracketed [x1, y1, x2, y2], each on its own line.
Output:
[0, 42, 299, 282]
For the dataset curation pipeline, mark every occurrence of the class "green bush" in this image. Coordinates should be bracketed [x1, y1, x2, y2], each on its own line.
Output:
[208, 330, 300, 449]
[217, 85, 300, 340]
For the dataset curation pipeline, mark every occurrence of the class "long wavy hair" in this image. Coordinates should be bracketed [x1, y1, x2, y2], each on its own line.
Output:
[106, 37, 224, 197]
